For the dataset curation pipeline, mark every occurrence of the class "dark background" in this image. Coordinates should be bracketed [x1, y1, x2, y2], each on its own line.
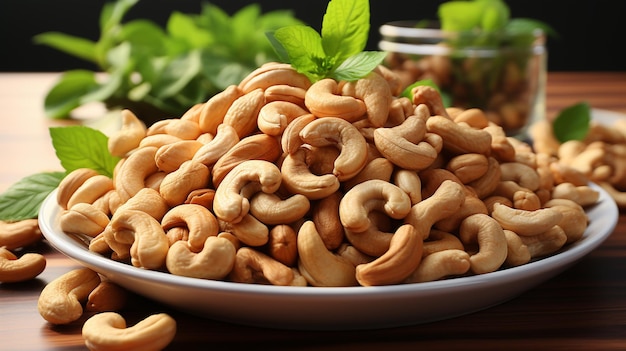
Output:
[1, 0, 625, 72]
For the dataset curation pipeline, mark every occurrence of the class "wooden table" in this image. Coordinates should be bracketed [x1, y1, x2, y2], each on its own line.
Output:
[1, 72, 625, 351]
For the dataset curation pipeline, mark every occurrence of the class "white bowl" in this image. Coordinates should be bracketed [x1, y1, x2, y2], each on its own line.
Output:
[39, 184, 618, 330]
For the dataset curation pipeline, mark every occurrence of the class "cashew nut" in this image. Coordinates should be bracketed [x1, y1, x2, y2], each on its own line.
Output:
[0, 246, 46, 283]
[280, 148, 341, 200]
[191, 123, 239, 167]
[159, 160, 210, 207]
[82, 312, 176, 351]
[340, 71, 392, 127]
[154, 139, 203, 173]
[257, 100, 309, 136]
[304, 78, 367, 121]
[108, 109, 147, 157]
[85, 280, 128, 313]
[222, 88, 266, 138]
[38, 267, 101, 324]
[198, 85, 244, 135]
[57, 168, 100, 210]
[0, 219, 42, 250]
[491, 203, 563, 236]
[166, 236, 236, 280]
[459, 213, 508, 274]
[229, 247, 306, 286]
[249, 192, 310, 225]
[426, 115, 492, 155]
[404, 249, 471, 283]
[267, 224, 298, 267]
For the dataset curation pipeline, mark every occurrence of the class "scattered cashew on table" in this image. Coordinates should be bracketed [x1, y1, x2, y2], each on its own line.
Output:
[1, 61, 615, 350]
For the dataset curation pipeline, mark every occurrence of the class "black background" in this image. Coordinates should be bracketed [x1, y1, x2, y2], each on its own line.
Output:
[1, 0, 625, 72]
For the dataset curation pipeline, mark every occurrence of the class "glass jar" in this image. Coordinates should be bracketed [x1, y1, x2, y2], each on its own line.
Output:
[379, 20, 547, 138]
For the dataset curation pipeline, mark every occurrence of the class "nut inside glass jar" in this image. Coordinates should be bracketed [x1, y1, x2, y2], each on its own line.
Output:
[379, 20, 547, 139]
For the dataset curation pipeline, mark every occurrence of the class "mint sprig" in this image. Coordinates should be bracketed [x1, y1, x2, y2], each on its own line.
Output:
[267, 0, 387, 82]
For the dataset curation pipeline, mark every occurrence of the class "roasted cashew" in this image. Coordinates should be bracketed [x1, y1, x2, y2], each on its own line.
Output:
[159, 160, 210, 207]
[67, 174, 115, 209]
[222, 88, 266, 138]
[551, 182, 600, 207]
[499, 162, 541, 191]
[166, 236, 236, 279]
[339, 179, 412, 233]
[544, 198, 589, 244]
[280, 113, 316, 154]
[393, 169, 423, 205]
[423, 229, 465, 256]
[426, 115, 493, 155]
[404, 180, 466, 240]
[137, 133, 182, 150]
[113, 187, 169, 222]
[213, 160, 282, 224]
[59, 203, 110, 237]
[198, 85, 244, 135]
[211, 133, 282, 188]
[218, 214, 269, 247]
[114, 146, 159, 203]
[467, 156, 502, 199]
[109, 210, 169, 270]
[147, 118, 202, 140]
[0, 246, 46, 283]
[108, 109, 146, 157]
[453, 108, 490, 129]
[38, 267, 101, 324]
[249, 192, 310, 225]
[404, 249, 471, 283]
[280, 148, 341, 200]
[184, 188, 215, 210]
[264, 84, 307, 107]
[519, 225, 568, 258]
[267, 224, 298, 267]
[446, 153, 489, 184]
[483, 123, 517, 162]
[238, 62, 312, 93]
[82, 312, 177, 351]
[529, 119, 561, 156]
[412, 86, 449, 118]
[154, 140, 203, 173]
[459, 213, 508, 274]
[57, 168, 100, 210]
[340, 71, 392, 127]
[297, 221, 358, 287]
[257, 100, 309, 136]
[491, 203, 563, 236]
[374, 114, 442, 171]
[229, 247, 306, 286]
[342, 157, 395, 190]
[192, 124, 240, 168]
[161, 204, 219, 252]
[311, 191, 345, 250]
[304, 78, 367, 121]
[299, 116, 368, 181]
[0, 219, 42, 250]
[85, 280, 128, 313]
[355, 224, 422, 286]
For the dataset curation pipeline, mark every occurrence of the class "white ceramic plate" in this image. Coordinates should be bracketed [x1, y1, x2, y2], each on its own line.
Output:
[39, 184, 618, 331]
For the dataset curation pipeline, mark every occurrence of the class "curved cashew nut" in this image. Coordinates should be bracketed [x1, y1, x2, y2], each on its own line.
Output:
[446, 153, 489, 184]
[67, 174, 114, 209]
[499, 162, 541, 191]
[57, 168, 100, 210]
[544, 198, 589, 244]
[159, 160, 210, 207]
[404, 249, 471, 283]
[374, 114, 442, 171]
[86, 280, 129, 312]
[138, 133, 182, 150]
[108, 109, 147, 157]
[147, 118, 202, 140]
[113, 187, 169, 222]
[459, 213, 508, 274]
[257, 100, 309, 136]
[503, 229, 531, 267]
[519, 225, 568, 258]
[37, 267, 101, 324]
[229, 247, 306, 286]
[222, 88, 266, 138]
[154, 140, 203, 173]
[342, 157, 395, 191]
[426, 115, 493, 155]
[115, 146, 159, 203]
[0, 247, 46, 283]
[213, 160, 282, 224]
[280, 113, 316, 154]
[238, 62, 312, 93]
[423, 229, 465, 256]
[551, 182, 600, 207]
[166, 236, 236, 280]
[109, 210, 169, 270]
[339, 179, 412, 233]
[60, 203, 110, 237]
[355, 224, 423, 286]
[264, 84, 307, 106]
[161, 204, 219, 252]
[299, 116, 368, 181]
[310, 191, 345, 250]
[490, 203, 563, 236]
[192, 124, 239, 167]
[0, 219, 42, 250]
[280, 148, 341, 200]
[218, 214, 269, 247]
[340, 72, 393, 127]
[453, 108, 490, 129]
[412, 86, 449, 118]
[82, 312, 177, 351]
[467, 156, 502, 199]
[297, 221, 358, 287]
[249, 192, 310, 225]
[393, 169, 423, 205]
[304, 78, 367, 121]
[198, 85, 244, 135]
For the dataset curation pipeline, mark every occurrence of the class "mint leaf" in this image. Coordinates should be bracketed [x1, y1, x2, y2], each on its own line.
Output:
[552, 102, 591, 143]
[321, 0, 369, 63]
[49, 126, 120, 178]
[273, 25, 328, 82]
[0, 172, 65, 221]
[43, 70, 100, 119]
[33, 32, 98, 64]
[330, 51, 387, 81]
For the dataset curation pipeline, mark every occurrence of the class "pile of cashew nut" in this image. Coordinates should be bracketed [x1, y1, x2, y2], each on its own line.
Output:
[530, 118, 626, 209]
[50, 61, 599, 290]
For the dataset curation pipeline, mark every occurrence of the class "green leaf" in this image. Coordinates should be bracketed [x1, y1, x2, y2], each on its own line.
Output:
[321, 0, 370, 63]
[330, 51, 387, 81]
[273, 25, 328, 82]
[552, 102, 591, 143]
[438, 1, 483, 31]
[49, 126, 120, 177]
[167, 12, 211, 49]
[153, 50, 203, 99]
[33, 32, 98, 63]
[100, 0, 139, 35]
[43, 70, 100, 119]
[0, 172, 65, 221]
